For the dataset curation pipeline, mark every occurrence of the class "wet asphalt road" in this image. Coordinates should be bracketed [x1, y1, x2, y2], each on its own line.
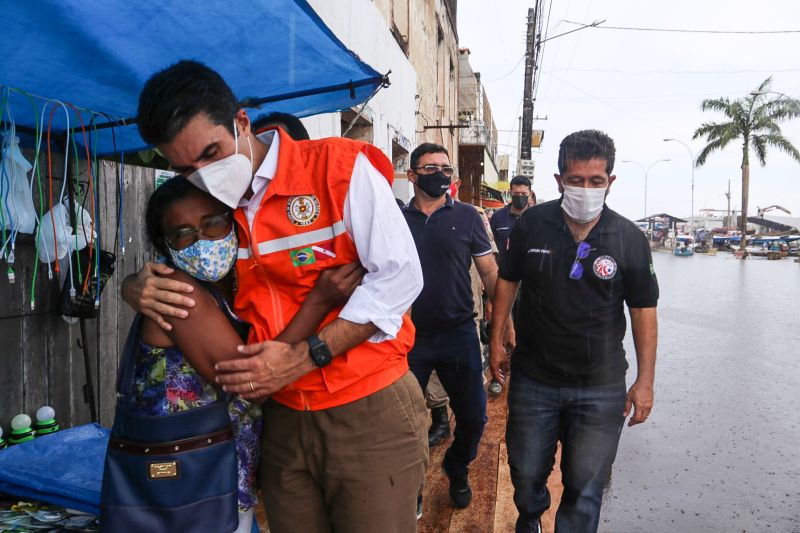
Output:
[599, 251, 800, 533]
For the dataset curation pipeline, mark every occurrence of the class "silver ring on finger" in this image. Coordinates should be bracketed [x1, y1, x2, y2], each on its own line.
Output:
[248, 380, 255, 392]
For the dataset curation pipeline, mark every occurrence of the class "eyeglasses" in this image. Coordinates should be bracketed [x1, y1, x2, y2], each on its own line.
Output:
[164, 212, 233, 251]
[569, 241, 591, 280]
[413, 164, 455, 177]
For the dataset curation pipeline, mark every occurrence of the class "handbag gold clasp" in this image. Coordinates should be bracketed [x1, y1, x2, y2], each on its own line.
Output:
[148, 461, 179, 479]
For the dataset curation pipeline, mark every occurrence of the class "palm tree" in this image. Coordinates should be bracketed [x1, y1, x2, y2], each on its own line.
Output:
[693, 77, 800, 253]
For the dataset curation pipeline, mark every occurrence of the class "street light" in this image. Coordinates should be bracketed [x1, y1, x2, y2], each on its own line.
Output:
[663, 138, 696, 231]
[620, 159, 670, 219]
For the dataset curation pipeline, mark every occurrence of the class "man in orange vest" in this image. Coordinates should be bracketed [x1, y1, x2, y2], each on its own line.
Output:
[123, 61, 427, 533]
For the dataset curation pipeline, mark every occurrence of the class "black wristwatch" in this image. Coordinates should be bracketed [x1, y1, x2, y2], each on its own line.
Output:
[307, 335, 332, 368]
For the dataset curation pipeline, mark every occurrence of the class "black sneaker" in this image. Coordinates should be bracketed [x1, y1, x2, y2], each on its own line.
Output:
[448, 473, 472, 508]
[416, 494, 423, 520]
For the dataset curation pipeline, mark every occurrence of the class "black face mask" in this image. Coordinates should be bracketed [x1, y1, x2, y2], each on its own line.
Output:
[511, 195, 529, 210]
[415, 171, 450, 198]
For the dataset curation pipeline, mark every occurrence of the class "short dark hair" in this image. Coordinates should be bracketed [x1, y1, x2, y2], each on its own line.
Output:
[557, 130, 616, 175]
[509, 175, 532, 189]
[137, 60, 239, 146]
[145, 177, 223, 258]
[251, 112, 310, 141]
[410, 142, 449, 170]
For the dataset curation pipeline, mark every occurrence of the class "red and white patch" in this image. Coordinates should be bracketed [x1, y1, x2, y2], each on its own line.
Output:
[592, 255, 618, 280]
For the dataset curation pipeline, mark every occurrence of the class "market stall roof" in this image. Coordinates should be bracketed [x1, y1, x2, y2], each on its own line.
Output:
[0, 0, 387, 155]
[636, 213, 688, 224]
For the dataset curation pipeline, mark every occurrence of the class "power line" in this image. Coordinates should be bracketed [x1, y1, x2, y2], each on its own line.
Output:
[563, 19, 800, 34]
[482, 53, 526, 82]
[544, 67, 800, 75]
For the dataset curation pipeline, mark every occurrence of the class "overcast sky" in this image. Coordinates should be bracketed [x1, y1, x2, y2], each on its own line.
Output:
[457, 0, 800, 222]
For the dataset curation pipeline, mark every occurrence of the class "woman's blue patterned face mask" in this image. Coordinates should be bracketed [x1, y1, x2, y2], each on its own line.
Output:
[167, 228, 238, 282]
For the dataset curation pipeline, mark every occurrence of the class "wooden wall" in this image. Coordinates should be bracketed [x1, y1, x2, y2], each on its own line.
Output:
[0, 156, 156, 435]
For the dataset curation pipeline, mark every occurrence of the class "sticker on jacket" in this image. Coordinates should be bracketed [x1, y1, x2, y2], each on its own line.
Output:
[291, 247, 316, 267]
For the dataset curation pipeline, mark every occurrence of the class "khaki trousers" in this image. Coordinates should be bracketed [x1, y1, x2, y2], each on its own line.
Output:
[425, 371, 449, 409]
[259, 371, 429, 533]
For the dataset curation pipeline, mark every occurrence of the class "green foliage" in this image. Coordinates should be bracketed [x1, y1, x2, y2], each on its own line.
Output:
[693, 77, 800, 167]
[692, 77, 800, 250]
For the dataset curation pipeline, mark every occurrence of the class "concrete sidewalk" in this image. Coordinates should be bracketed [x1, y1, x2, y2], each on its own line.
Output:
[418, 383, 564, 533]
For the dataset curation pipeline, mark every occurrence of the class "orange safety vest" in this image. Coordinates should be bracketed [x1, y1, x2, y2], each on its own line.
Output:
[233, 128, 416, 411]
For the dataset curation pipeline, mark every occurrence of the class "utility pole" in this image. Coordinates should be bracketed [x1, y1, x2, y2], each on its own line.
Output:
[520, 7, 537, 162]
[725, 179, 732, 228]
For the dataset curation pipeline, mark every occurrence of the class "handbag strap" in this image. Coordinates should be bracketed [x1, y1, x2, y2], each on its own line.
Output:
[116, 313, 144, 398]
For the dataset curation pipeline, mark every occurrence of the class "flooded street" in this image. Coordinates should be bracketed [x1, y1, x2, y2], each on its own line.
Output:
[601, 251, 800, 532]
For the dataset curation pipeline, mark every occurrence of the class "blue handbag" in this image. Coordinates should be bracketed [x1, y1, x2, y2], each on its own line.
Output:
[100, 314, 239, 532]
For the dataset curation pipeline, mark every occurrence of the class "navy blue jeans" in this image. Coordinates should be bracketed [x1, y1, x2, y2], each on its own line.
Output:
[409, 320, 487, 478]
[506, 371, 626, 533]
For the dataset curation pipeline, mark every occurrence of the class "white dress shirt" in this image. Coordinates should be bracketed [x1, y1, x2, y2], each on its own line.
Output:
[238, 131, 423, 342]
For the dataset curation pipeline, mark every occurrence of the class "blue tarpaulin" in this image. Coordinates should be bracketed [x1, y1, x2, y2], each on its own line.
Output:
[0, 0, 386, 154]
[0, 424, 109, 514]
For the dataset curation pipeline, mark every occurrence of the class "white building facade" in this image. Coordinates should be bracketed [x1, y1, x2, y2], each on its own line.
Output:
[305, 0, 418, 201]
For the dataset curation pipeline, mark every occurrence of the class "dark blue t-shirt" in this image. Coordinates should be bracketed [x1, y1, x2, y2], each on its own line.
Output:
[403, 195, 492, 333]
[490, 204, 519, 269]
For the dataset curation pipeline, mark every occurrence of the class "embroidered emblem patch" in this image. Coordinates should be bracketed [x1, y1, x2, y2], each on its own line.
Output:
[592, 255, 618, 280]
[287, 195, 320, 226]
[290, 247, 316, 267]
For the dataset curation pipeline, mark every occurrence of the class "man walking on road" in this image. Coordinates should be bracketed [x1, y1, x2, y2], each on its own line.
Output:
[402, 143, 500, 509]
[487, 174, 534, 395]
[490, 174, 536, 261]
[490, 130, 659, 533]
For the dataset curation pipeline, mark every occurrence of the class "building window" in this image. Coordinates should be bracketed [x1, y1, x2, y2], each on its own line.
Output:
[390, 0, 409, 56]
[341, 110, 373, 143]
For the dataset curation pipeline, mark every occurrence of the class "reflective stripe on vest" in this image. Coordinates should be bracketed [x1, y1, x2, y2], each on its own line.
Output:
[256, 221, 347, 256]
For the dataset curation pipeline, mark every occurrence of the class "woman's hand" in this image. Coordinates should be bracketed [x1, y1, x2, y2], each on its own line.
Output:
[306, 262, 366, 309]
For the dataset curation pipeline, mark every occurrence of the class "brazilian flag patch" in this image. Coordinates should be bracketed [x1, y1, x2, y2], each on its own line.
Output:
[290, 247, 316, 267]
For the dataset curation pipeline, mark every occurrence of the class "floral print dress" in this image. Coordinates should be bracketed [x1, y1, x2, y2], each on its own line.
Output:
[132, 312, 262, 512]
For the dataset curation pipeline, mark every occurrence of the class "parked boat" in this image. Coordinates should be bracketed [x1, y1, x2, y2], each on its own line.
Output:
[673, 235, 694, 256]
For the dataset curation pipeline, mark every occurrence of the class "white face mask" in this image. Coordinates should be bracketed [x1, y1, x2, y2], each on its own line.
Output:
[561, 185, 607, 223]
[186, 121, 254, 208]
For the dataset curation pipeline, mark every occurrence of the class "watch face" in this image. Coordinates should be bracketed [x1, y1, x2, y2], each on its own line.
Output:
[309, 336, 332, 367]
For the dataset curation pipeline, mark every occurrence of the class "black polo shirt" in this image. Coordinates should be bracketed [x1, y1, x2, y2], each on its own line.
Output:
[403, 195, 492, 334]
[499, 199, 659, 387]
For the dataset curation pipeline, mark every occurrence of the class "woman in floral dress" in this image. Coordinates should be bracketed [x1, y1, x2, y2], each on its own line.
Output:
[134, 177, 362, 532]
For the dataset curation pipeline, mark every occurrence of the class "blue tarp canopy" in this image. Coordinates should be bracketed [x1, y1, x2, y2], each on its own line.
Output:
[0, 424, 109, 514]
[0, 0, 386, 155]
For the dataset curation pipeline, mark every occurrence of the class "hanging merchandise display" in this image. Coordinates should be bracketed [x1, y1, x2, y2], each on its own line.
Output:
[36, 202, 94, 265]
[59, 247, 115, 318]
[0, 135, 36, 234]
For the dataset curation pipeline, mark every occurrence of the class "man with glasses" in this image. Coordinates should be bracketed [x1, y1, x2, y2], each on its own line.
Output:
[489, 130, 659, 532]
[402, 143, 499, 510]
